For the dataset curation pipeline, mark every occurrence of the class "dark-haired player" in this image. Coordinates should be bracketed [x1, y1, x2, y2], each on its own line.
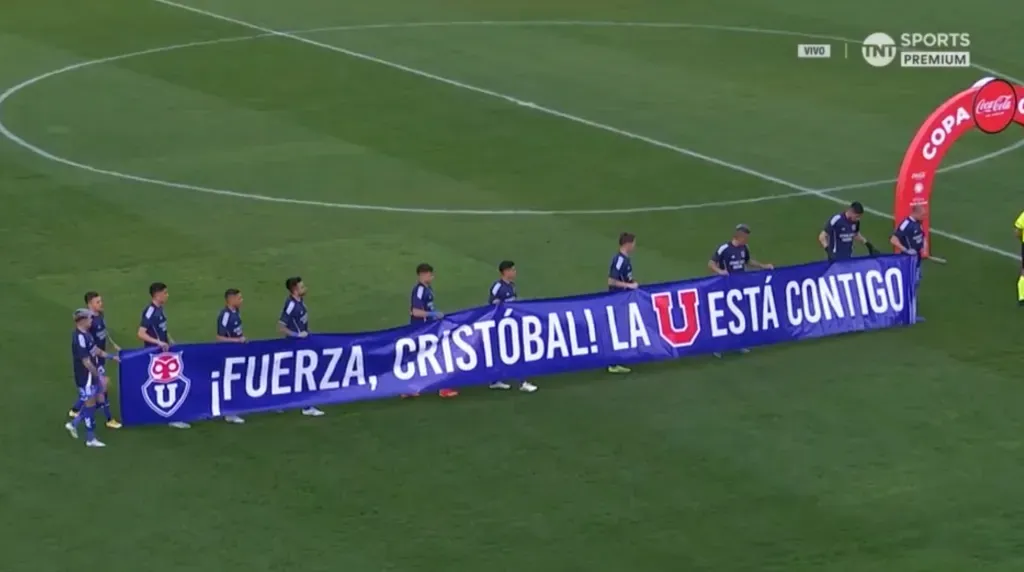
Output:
[137, 282, 190, 429]
[890, 204, 927, 323]
[216, 288, 246, 424]
[277, 276, 325, 416]
[488, 260, 537, 393]
[65, 309, 118, 448]
[709, 224, 774, 357]
[819, 201, 879, 261]
[69, 291, 122, 428]
[406, 263, 458, 399]
[607, 233, 638, 374]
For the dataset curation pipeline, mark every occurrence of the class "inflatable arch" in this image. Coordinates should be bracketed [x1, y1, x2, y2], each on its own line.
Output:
[894, 77, 1024, 257]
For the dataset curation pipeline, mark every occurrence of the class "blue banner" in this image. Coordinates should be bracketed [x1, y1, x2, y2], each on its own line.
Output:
[118, 256, 917, 425]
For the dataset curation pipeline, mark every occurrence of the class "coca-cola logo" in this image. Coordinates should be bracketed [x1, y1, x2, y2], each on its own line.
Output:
[976, 95, 1013, 115]
[972, 78, 1017, 134]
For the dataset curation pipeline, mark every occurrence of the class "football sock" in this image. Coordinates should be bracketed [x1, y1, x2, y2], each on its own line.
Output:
[83, 406, 96, 441]
[1017, 276, 1024, 302]
[98, 395, 112, 421]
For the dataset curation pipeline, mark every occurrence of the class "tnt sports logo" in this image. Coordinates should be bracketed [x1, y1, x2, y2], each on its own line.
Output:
[862, 32, 897, 67]
[142, 352, 192, 418]
[862, 32, 971, 68]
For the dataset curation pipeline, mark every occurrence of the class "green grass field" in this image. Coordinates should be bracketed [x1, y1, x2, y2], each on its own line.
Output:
[3, 1, 1024, 570]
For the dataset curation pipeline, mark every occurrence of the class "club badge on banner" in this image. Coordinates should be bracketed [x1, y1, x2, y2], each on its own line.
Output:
[118, 256, 918, 425]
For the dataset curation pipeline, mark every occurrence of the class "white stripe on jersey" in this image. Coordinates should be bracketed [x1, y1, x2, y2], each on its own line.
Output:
[285, 300, 295, 315]
[77, 333, 87, 348]
[716, 243, 729, 255]
[415, 285, 424, 299]
[490, 282, 501, 296]
[829, 214, 841, 226]
[221, 311, 230, 327]
[144, 306, 154, 319]
[614, 256, 624, 270]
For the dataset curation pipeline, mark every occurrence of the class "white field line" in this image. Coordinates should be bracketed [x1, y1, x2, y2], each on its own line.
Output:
[2, 23, 1015, 217]
[2, 24, 1020, 217]
[149, 0, 1024, 260]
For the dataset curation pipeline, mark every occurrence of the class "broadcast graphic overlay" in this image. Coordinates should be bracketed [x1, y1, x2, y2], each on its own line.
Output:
[862, 32, 971, 68]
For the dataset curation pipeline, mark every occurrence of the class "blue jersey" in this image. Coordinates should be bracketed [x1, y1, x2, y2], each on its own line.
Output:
[139, 303, 169, 347]
[892, 216, 925, 265]
[217, 307, 244, 339]
[608, 252, 634, 291]
[89, 311, 108, 350]
[824, 212, 860, 260]
[713, 242, 751, 273]
[410, 283, 436, 324]
[71, 328, 97, 388]
[489, 280, 517, 304]
[88, 311, 109, 369]
[279, 297, 309, 334]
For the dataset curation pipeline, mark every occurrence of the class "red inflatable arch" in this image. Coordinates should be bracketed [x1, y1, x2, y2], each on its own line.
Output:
[894, 77, 1024, 257]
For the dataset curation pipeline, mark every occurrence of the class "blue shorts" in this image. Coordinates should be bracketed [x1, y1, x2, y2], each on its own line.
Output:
[76, 375, 99, 400]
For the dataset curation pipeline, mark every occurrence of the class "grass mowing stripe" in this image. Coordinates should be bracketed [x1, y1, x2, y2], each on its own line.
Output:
[144, 0, 1024, 260]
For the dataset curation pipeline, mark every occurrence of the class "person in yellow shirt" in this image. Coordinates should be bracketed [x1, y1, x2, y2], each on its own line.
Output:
[1014, 211, 1024, 304]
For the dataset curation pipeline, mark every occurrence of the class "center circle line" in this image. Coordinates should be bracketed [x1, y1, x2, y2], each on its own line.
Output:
[0, 20, 1020, 215]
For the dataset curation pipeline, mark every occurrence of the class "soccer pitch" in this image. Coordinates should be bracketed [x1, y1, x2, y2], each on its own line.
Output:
[2, 0, 1024, 569]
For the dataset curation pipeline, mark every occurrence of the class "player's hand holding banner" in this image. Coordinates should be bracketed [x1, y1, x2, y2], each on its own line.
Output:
[118, 256, 917, 426]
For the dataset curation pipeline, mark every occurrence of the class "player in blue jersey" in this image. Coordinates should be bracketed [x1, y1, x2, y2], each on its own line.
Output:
[215, 288, 246, 424]
[890, 204, 927, 323]
[607, 232, 638, 374]
[277, 276, 325, 416]
[405, 263, 458, 399]
[708, 224, 774, 357]
[68, 291, 122, 428]
[137, 282, 190, 429]
[818, 202, 879, 261]
[487, 260, 538, 393]
[65, 309, 119, 447]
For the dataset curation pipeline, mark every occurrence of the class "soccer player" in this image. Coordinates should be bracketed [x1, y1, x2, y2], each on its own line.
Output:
[890, 204, 927, 323]
[65, 309, 118, 447]
[1014, 209, 1024, 305]
[215, 288, 246, 424]
[68, 291, 122, 429]
[607, 232, 639, 374]
[819, 201, 879, 261]
[488, 260, 537, 393]
[406, 263, 458, 399]
[708, 224, 774, 357]
[277, 276, 325, 416]
[137, 282, 190, 429]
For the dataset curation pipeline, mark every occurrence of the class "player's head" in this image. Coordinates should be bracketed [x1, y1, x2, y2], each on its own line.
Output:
[846, 201, 864, 222]
[149, 282, 168, 305]
[618, 232, 636, 255]
[285, 276, 306, 298]
[733, 224, 751, 245]
[84, 291, 103, 312]
[73, 308, 93, 330]
[225, 288, 243, 309]
[910, 204, 926, 219]
[416, 263, 435, 285]
[498, 260, 516, 281]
